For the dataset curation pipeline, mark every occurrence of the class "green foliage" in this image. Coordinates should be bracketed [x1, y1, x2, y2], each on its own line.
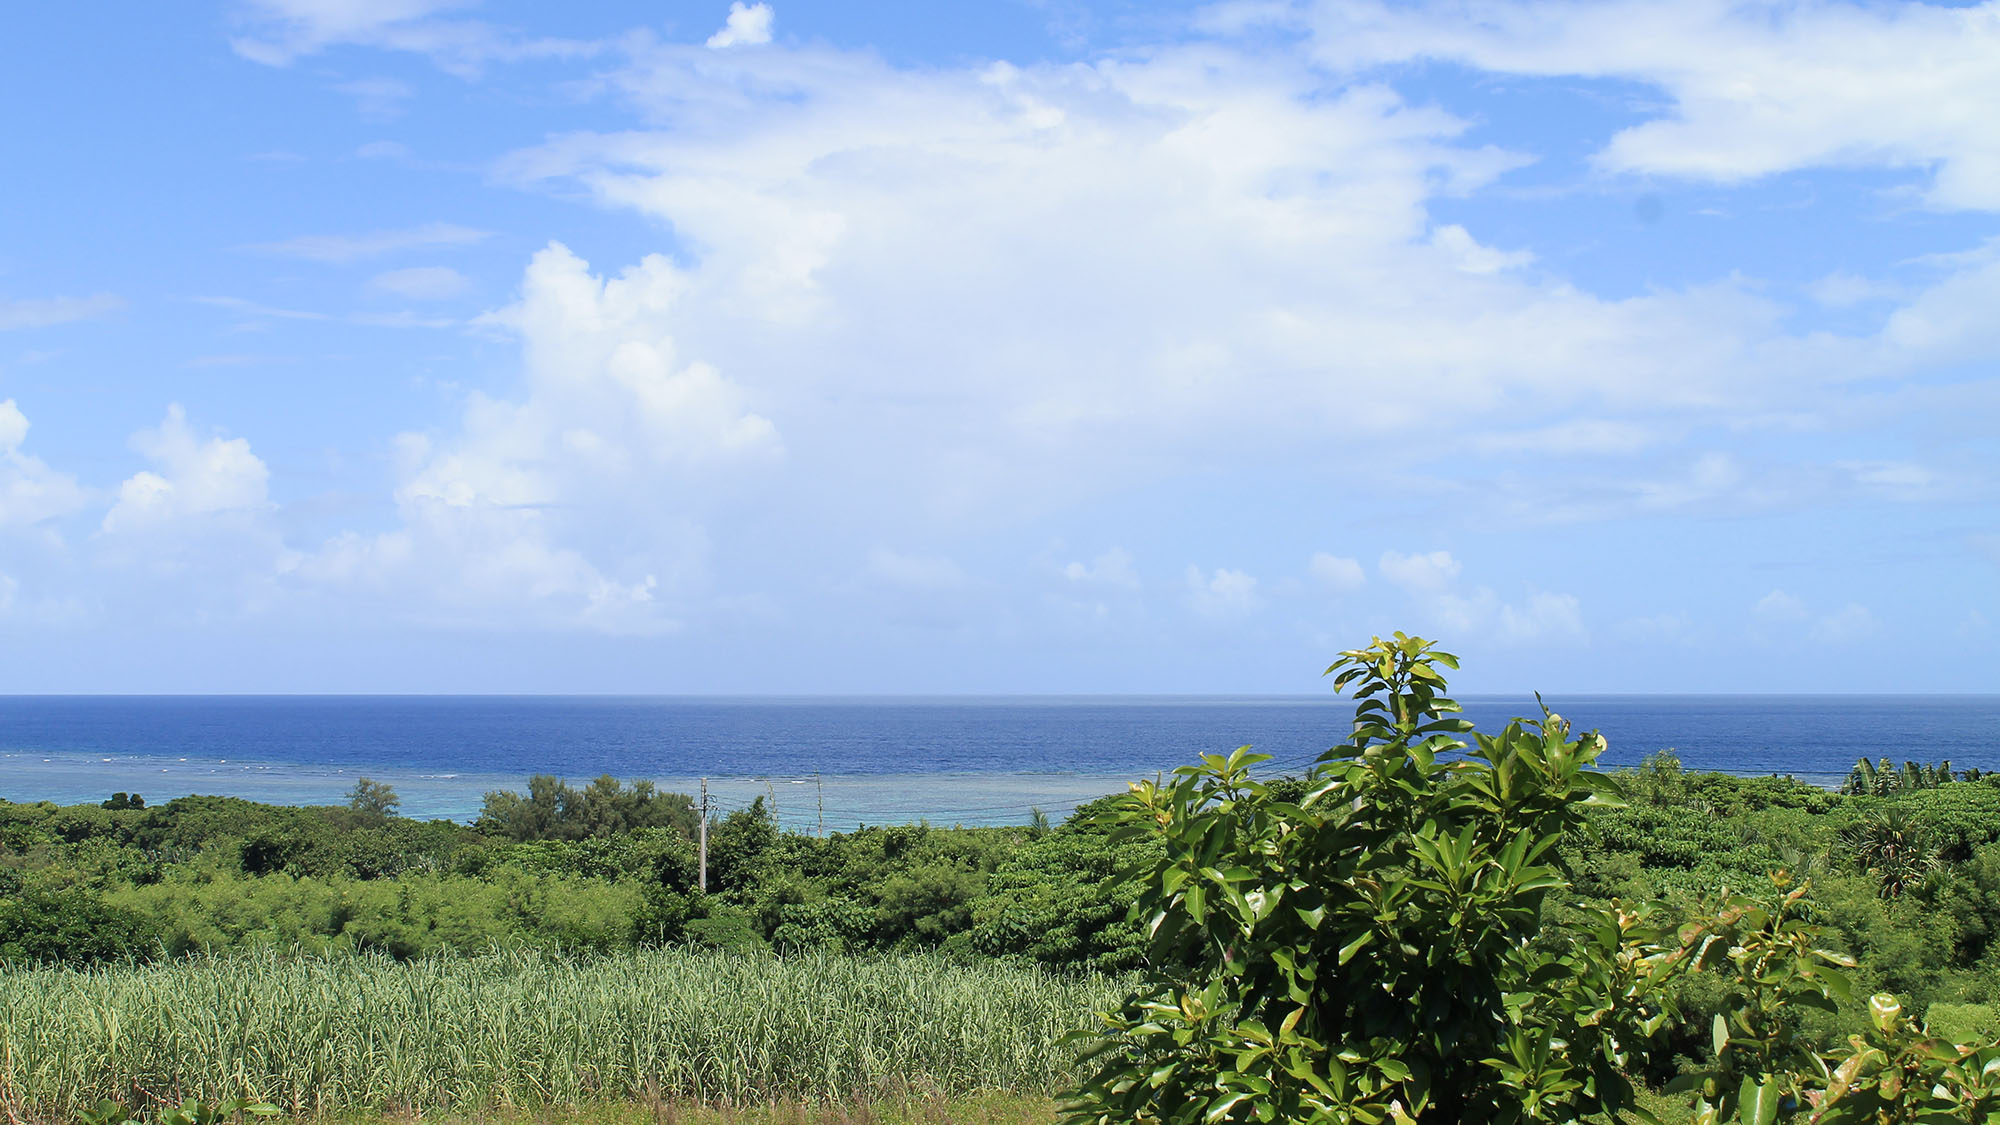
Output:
[1063, 635, 2000, 1125]
[346, 776, 400, 819]
[1065, 634, 1663, 1124]
[1925, 1002, 2000, 1045]
[970, 808, 1157, 973]
[476, 775, 699, 843]
[1667, 879, 1857, 1124]
[1840, 758, 1969, 797]
[1809, 994, 2000, 1123]
[1842, 808, 1939, 899]
[0, 948, 1116, 1116]
[0, 883, 161, 965]
[79, 1095, 278, 1125]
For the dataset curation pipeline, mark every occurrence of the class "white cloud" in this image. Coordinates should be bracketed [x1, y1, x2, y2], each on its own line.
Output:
[369, 265, 471, 300]
[1753, 588, 1809, 623]
[1615, 611, 1695, 645]
[295, 243, 778, 633]
[1471, 418, 1660, 457]
[193, 295, 330, 322]
[486, 27, 1966, 532]
[1807, 271, 1901, 308]
[1810, 603, 1875, 645]
[1429, 223, 1532, 274]
[228, 0, 595, 73]
[1270, 0, 2000, 210]
[1752, 589, 1873, 645]
[334, 75, 414, 117]
[1185, 565, 1260, 618]
[867, 548, 966, 590]
[1308, 552, 1366, 592]
[243, 222, 491, 263]
[1423, 584, 1586, 645]
[1380, 549, 1461, 593]
[102, 406, 270, 534]
[1839, 460, 1937, 498]
[1498, 591, 1585, 644]
[707, 3, 774, 49]
[1063, 547, 1139, 589]
[0, 294, 123, 331]
[231, 0, 470, 64]
[140, 2, 2000, 656]
[0, 400, 90, 528]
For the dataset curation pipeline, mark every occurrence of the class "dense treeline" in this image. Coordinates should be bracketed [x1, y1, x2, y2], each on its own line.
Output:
[0, 775, 1152, 970]
[8, 753, 2000, 1036]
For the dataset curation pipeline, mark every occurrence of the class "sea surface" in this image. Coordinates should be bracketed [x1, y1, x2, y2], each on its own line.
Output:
[2, 695, 1996, 828]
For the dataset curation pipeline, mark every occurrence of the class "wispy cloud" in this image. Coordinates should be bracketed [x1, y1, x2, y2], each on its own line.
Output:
[369, 265, 471, 300]
[240, 222, 491, 263]
[0, 294, 124, 331]
[193, 296, 330, 322]
[228, 0, 601, 73]
[333, 75, 415, 118]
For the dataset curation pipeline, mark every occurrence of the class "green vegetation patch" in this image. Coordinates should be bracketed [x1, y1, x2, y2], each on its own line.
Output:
[0, 948, 1119, 1119]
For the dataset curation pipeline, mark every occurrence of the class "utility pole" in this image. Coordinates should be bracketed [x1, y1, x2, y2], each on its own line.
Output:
[816, 770, 824, 840]
[698, 777, 708, 893]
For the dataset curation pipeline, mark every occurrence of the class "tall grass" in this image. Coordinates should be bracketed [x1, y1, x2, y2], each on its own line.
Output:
[0, 949, 1118, 1117]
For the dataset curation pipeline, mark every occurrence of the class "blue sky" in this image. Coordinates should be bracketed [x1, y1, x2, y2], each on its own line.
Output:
[0, 0, 1995, 693]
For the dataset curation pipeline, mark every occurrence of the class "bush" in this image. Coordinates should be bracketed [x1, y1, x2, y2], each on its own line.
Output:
[1062, 634, 2000, 1125]
[0, 884, 161, 965]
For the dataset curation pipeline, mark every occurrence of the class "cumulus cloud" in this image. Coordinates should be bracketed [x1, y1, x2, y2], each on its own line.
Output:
[1752, 589, 1874, 645]
[1423, 585, 1587, 645]
[0, 400, 90, 528]
[1615, 611, 1695, 645]
[126, 0, 2000, 660]
[1753, 588, 1809, 623]
[1380, 549, 1461, 593]
[1809, 603, 1875, 645]
[101, 406, 270, 534]
[295, 243, 779, 632]
[707, 3, 773, 49]
[1185, 566, 1260, 618]
[1063, 547, 1140, 589]
[1309, 552, 1366, 592]
[1372, 548, 1584, 645]
[1498, 591, 1585, 644]
[480, 22, 1990, 533]
[1429, 224, 1532, 274]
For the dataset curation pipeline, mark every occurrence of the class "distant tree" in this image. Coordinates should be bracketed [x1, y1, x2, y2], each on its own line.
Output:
[476, 775, 698, 842]
[347, 777, 400, 819]
[707, 797, 778, 892]
[100, 792, 145, 810]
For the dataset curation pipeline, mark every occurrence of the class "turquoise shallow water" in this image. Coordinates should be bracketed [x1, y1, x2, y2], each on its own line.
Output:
[2, 695, 1996, 825]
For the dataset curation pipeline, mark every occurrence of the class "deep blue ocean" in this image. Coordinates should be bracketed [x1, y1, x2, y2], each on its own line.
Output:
[2, 695, 1996, 828]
